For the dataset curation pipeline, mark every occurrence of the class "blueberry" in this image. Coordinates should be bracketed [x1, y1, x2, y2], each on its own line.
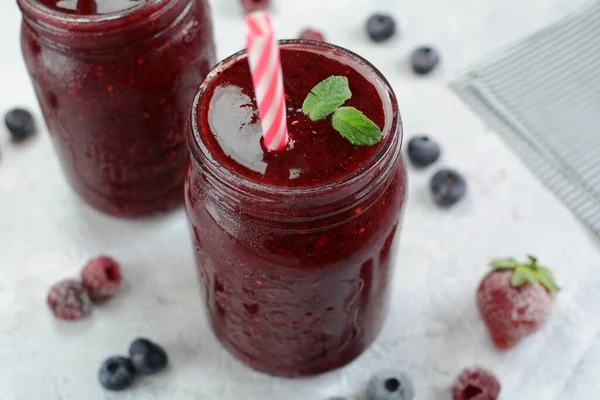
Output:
[366, 14, 397, 42]
[129, 338, 168, 374]
[407, 135, 441, 167]
[4, 108, 36, 139]
[430, 169, 467, 207]
[99, 356, 136, 391]
[410, 46, 440, 75]
[367, 371, 415, 400]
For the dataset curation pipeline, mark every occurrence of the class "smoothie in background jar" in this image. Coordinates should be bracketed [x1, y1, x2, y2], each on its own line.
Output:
[18, 0, 215, 217]
[185, 40, 407, 376]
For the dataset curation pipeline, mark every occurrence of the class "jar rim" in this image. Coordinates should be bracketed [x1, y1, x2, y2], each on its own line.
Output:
[17, 0, 170, 32]
[189, 39, 402, 199]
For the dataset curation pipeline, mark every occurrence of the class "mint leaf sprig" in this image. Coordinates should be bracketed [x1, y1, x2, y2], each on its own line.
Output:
[301, 76, 382, 146]
[490, 255, 560, 293]
[303, 76, 351, 120]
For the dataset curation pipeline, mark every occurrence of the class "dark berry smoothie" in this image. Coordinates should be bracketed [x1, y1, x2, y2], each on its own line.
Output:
[18, 0, 215, 217]
[185, 41, 407, 376]
[36, 0, 143, 14]
[202, 48, 385, 187]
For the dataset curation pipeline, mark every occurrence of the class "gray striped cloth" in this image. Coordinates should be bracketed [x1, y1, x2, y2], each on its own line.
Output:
[452, 0, 600, 236]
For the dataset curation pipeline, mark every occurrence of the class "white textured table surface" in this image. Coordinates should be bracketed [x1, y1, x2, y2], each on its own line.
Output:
[2, 0, 600, 399]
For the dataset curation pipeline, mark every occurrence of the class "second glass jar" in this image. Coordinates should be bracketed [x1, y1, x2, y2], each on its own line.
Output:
[18, 0, 216, 217]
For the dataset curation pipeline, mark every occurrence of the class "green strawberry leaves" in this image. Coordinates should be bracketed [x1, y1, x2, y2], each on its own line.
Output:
[511, 267, 537, 287]
[490, 255, 560, 293]
[537, 269, 561, 293]
[302, 75, 382, 146]
[490, 258, 520, 270]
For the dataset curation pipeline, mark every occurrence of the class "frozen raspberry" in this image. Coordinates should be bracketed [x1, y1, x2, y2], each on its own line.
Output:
[452, 366, 500, 400]
[299, 28, 325, 42]
[81, 256, 123, 302]
[47, 279, 91, 320]
[240, 0, 270, 13]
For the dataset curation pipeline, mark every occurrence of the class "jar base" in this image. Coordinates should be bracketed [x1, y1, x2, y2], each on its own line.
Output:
[69, 180, 184, 218]
[209, 318, 382, 378]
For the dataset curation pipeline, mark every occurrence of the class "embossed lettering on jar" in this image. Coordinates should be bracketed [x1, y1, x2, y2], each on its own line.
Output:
[18, 0, 216, 217]
[185, 41, 408, 377]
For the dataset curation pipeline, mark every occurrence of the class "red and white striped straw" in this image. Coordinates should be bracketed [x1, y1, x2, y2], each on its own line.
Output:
[245, 12, 289, 152]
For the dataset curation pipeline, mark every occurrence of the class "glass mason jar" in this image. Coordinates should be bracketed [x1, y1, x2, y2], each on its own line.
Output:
[18, 0, 216, 217]
[185, 40, 407, 377]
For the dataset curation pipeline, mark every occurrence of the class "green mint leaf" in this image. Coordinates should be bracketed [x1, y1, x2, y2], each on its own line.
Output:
[490, 258, 520, 270]
[302, 76, 352, 121]
[331, 107, 383, 146]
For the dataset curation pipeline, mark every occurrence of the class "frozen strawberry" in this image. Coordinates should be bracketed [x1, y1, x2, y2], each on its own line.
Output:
[452, 366, 500, 400]
[477, 256, 559, 349]
[47, 279, 91, 320]
[81, 256, 123, 302]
